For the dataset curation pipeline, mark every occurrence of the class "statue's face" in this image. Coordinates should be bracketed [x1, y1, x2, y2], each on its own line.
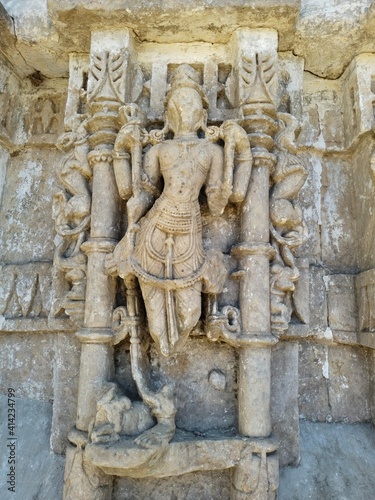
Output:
[166, 88, 203, 135]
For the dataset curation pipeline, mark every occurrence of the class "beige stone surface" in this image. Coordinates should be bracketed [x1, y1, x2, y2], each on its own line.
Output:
[280, 421, 375, 500]
[147, 339, 237, 434]
[320, 156, 358, 272]
[299, 343, 371, 423]
[271, 341, 300, 466]
[0, 148, 61, 263]
[113, 470, 231, 500]
[1, 1, 375, 498]
[50, 332, 81, 454]
[0, 333, 55, 401]
[326, 274, 357, 333]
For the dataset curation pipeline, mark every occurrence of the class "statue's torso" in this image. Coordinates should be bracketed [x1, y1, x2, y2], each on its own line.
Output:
[133, 138, 220, 278]
[157, 139, 214, 203]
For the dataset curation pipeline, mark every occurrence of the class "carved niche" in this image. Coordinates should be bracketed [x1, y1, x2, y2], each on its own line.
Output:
[56, 30, 307, 500]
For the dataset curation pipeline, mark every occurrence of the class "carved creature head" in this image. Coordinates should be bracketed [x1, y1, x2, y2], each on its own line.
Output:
[164, 64, 208, 137]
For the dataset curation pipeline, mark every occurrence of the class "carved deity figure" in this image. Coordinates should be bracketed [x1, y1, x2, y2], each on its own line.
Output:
[270, 113, 308, 331]
[109, 64, 251, 357]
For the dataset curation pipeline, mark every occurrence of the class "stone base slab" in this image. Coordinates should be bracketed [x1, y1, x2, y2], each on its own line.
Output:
[85, 433, 278, 479]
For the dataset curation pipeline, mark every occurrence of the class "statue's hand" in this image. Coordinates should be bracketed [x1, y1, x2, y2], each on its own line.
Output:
[105, 237, 130, 277]
[221, 120, 250, 156]
[127, 192, 154, 225]
[220, 120, 252, 204]
[206, 183, 232, 216]
[57, 131, 76, 151]
[115, 123, 143, 154]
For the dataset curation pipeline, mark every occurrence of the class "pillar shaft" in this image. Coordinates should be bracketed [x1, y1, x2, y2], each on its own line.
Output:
[75, 29, 136, 431]
[231, 28, 279, 438]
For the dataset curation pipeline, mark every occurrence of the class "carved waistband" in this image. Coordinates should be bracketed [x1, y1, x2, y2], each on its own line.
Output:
[130, 257, 205, 290]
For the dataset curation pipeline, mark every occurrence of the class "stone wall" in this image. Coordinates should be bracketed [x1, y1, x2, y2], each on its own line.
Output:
[0, 1, 375, 499]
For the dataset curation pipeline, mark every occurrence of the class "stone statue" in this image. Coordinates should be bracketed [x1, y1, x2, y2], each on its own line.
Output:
[52, 112, 91, 325]
[108, 64, 252, 357]
[270, 112, 308, 332]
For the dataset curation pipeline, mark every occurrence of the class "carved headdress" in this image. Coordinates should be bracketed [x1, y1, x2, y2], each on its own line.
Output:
[165, 64, 209, 109]
[159, 64, 209, 139]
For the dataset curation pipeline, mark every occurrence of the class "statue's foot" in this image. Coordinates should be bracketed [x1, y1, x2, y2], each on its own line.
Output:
[91, 424, 119, 444]
[134, 422, 175, 449]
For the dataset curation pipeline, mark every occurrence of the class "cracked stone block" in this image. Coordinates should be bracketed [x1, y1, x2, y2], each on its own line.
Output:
[325, 274, 357, 332]
[113, 470, 231, 500]
[328, 346, 371, 423]
[299, 342, 330, 422]
[279, 421, 375, 500]
[309, 266, 328, 336]
[50, 333, 81, 454]
[0, 396, 65, 500]
[299, 343, 372, 423]
[272, 341, 300, 466]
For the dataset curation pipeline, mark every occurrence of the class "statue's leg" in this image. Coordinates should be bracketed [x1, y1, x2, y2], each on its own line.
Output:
[138, 281, 170, 356]
[175, 281, 202, 338]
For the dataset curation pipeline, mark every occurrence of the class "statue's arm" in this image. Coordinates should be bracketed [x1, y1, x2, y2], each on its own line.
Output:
[206, 144, 231, 217]
[127, 145, 161, 225]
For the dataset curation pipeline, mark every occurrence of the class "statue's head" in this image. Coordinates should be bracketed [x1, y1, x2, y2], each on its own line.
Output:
[165, 65, 208, 137]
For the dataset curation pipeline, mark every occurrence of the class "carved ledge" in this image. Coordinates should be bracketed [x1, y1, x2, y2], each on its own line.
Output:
[85, 433, 278, 480]
[237, 333, 279, 347]
[358, 331, 375, 349]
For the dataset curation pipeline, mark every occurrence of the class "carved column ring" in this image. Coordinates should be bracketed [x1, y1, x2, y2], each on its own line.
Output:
[251, 151, 276, 171]
[81, 238, 117, 254]
[76, 327, 114, 344]
[87, 149, 114, 167]
[231, 243, 276, 259]
[248, 133, 274, 151]
[238, 333, 278, 347]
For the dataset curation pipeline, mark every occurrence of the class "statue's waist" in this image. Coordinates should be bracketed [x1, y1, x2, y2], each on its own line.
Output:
[151, 196, 201, 235]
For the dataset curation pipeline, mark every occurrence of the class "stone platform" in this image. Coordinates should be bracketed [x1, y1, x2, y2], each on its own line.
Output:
[85, 432, 278, 479]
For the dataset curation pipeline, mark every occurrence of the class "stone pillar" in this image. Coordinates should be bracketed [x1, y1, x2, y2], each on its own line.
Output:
[75, 30, 138, 431]
[230, 29, 279, 438]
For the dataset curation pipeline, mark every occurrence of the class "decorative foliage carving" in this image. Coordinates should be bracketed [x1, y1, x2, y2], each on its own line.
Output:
[240, 53, 276, 105]
[270, 112, 308, 333]
[0, 263, 52, 318]
[87, 51, 129, 104]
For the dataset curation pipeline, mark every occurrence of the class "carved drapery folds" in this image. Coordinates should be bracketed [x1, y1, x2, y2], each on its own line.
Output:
[58, 28, 308, 500]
